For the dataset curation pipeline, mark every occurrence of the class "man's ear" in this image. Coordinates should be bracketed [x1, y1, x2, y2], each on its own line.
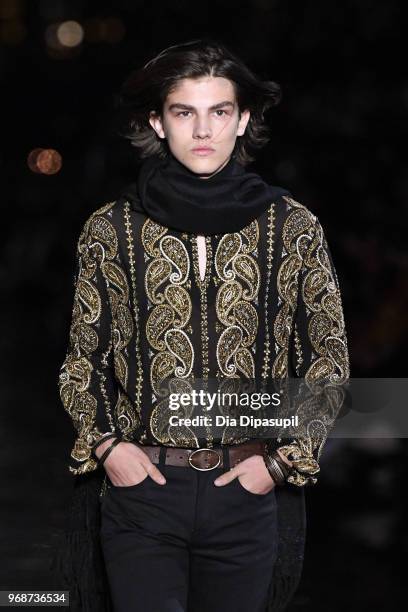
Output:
[237, 109, 250, 136]
[149, 111, 166, 139]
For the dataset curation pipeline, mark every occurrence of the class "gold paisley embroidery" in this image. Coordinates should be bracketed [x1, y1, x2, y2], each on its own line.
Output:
[160, 235, 190, 284]
[114, 351, 128, 388]
[59, 201, 140, 475]
[233, 255, 260, 300]
[216, 281, 243, 326]
[217, 326, 243, 376]
[150, 352, 178, 397]
[164, 285, 192, 328]
[215, 221, 261, 383]
[233, 302, 258, 347]
[146, 305, 175, 351]
[215, 233, 242, 280]
[272, 196, 350, 486]
[76, 279, 101, 325]
[141, 219, 168, 257]
[144, 219, 197, 446]
[116, 390, 139, 434]
[102, 261, 130, 303]
[145, 259, 172, 305]
[89, 215, 118, 259]
[165, 329, 194, 378]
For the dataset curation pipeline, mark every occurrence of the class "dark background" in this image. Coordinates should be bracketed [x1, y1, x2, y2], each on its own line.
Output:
[1, 0, 406, 609]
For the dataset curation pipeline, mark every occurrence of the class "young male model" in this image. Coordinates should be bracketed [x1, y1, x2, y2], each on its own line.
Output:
[56, 39, 349, 612]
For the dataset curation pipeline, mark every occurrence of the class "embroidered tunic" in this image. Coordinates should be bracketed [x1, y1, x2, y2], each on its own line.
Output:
[58, 193, 350, 485]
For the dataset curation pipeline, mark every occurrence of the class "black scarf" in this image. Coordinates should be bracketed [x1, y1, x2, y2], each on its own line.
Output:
[120, 153, 290, 235]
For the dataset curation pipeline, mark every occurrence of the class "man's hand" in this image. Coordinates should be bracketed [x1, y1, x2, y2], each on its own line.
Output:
[95, 439, 166, 486]
[213, 454, 275, 494]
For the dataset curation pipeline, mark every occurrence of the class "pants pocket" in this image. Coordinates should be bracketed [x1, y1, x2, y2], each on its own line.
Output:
[107, 473, 150, 491]
[233, 475, 276, 498]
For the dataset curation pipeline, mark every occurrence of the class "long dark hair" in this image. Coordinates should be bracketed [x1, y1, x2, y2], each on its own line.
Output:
[114, 39, 282, 165]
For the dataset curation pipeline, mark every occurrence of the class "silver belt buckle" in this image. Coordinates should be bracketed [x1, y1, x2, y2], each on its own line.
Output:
[188, 448, 221, 471]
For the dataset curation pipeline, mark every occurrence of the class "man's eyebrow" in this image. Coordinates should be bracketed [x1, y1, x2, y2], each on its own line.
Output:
[167, 101, 235, 111]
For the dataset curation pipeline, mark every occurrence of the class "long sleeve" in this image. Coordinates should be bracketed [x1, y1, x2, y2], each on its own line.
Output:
[58, 208, 121, 475]
[268, 208, 350, 486]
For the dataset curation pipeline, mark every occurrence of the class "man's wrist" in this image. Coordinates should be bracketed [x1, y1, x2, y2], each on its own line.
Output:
[275, 449, 293, 469]
[94, 437, 119, 460]
[263, 446, 294, 485]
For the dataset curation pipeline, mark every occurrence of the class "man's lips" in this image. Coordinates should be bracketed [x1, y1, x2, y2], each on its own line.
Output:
[191, 147, 215, 156]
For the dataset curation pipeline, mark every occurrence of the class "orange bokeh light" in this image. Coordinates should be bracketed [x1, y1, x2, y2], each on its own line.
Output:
[27, 148, 62, 175]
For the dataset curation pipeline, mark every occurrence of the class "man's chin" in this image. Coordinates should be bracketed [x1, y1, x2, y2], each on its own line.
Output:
[181, 155, 229, 177]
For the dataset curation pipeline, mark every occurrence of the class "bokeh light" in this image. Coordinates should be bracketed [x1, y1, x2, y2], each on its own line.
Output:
[27, 148, 62, 175]
[45, 20, 84, 57]
[56, 20, 84, 48]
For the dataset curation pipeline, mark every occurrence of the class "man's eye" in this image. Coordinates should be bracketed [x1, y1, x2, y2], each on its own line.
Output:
[214, 110, 227, 116]
[177, 111, 191, 117]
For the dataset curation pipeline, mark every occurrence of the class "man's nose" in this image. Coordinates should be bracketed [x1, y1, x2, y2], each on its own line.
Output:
[193, 117, 212, 139]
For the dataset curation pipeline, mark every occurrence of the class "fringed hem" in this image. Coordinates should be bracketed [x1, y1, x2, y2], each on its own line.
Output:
[50, 528, 112, 612]
[268, 570, 303, 612]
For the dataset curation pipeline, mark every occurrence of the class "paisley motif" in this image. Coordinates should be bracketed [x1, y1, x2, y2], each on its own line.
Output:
[63, 354, 92, 393]
[217, 326, 243, 376]
[59, 201, 139, 475]
[76, 279, 101, 325]
[215, 221, 260, 381]
[274, 302, 292, 349]
[216, 281, 242, 326]
[102, 261, 130, 303]
[272, 196, 350, 486]
[282, 209, 313, 254]
[75, 322, 98, 354]
[271, 348, 288, 379]
[145, 259, 172, 304]
[308, 312, 332, 353]
[146, 305, 175, 351]
[142, 219, 194, 444]
[240, 220, 259, 254]
[164, 285, 191, 328]
[141, 219, 168, 257]
[160, 235, 190, 284]
[115, 304, 134, 349]
[303, 268, 330, 312]
[233, 254, 260, 300]
[235, 347, 255, 378]
[277, 254, 302, 307]
[114, 351, 128, 388]
[233, 302, 258, 347]
[89, 215, 118, 259]
[150, 352, 178, 396]
[165, 329, 194, 378]
[322, 292, 345, 331]
[116, 391, 141, 436]
[215, 233, 242, 281]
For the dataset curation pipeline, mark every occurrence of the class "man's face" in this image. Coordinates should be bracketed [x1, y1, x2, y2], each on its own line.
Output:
[148, 76, 250, 177]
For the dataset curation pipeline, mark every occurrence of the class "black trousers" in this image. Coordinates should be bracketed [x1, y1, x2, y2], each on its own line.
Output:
[100, 447, 278, 612]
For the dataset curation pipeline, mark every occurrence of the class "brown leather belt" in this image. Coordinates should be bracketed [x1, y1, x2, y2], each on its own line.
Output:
[132, 439, 267, 471]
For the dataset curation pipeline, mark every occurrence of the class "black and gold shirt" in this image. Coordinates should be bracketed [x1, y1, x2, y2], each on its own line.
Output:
[58, 193, 350, 486]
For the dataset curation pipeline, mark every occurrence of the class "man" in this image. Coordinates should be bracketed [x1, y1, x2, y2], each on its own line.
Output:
[54, 39, 349, 612]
